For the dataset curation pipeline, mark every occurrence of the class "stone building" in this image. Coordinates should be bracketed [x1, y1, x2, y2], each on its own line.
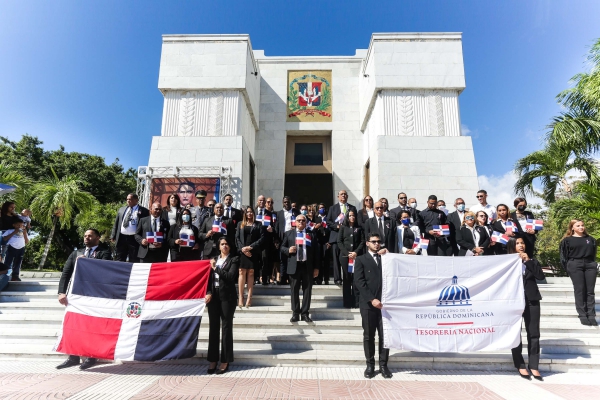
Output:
[139, 32, 479, 208]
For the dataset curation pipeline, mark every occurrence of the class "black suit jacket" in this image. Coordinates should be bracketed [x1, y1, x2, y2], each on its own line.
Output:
[207, 255, 240, 302]
[111, 204, 150, 243]
[275, 208, 300, 242]
[223, 206, 243, 226]
[523, 259, 544, 300]
[235, 221, 265, 261]
[357, 209, 372, 229]
[456, 225, 490, 256]
[58, 243, 112, 294]
[364, 216, 398, 253]
[511, 211, 537, 257]
[167, 224, 200, 259]
[199, 216, 236, 257]
[337, 225, 365, 257]
[353, 252, 382, 310]
[447, 211, 465, 256]
[135, 216, 170, 259]
[389, 205, 410, 220]
[326, 203, 358, 244]
[280, 229, 317, 275]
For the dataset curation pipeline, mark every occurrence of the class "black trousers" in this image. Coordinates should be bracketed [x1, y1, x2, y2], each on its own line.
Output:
[207, 290, 236, 363]
[360, 307, 389, 367]
[317, 245, 331, 283]
[279, 256, 289, 284]
[511, 299, 541, 370]
[331, 243, 342, 282]
[116, 234, 139, 262]
[340, 255, 359, 308]
[142, 249, 169, 263]
[260, 246, 273, 283]
[430, 237, 452, 256]
[567, 259, 597, 319]
[290, 262, 313, 317]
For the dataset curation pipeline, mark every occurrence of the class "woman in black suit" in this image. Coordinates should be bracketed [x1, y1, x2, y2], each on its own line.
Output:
[475, 211, 494, 255]
[357, 196, 375, 228]
[456, 211, 490, 256]
[235, 206, 265, 309]
[162, 193, 182, 226]
[492, 204, 519, 255]
[512, 197, 537, 258]
[508, 237, 545, 381]
[206, 237, 239, 375]
[167, 208, 200, 261]
[337, 210, 365, 308]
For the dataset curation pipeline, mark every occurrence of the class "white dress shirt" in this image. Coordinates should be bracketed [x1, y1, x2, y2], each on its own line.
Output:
[120, 205, 139, 235]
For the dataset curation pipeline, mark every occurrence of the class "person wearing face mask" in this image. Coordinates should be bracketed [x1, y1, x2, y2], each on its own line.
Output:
[447, 198, 466, 256]
[437, 200, 449, 216]
[560, 219, 598, 326]
[299, 205, 308, 217]
[419, 195, 451, 256]
[455, 211, 489, 256]
[168, 208, 201, 261]
[512, 197, 537, 259]
[396, 210, 425, 255]
[407, 197, 424, 233]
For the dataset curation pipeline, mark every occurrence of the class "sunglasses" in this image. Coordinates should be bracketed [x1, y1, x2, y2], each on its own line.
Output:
[365, 198, 373, 202]
[369, 240, 381, 244]
[375, 207, 383, 210]
[465, 216, 475, 220]
[399, 197, 407, 200]
[476, 195, 484, 198]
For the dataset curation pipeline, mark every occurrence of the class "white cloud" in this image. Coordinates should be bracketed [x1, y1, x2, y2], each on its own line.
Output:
[461, 124, 471, 136]
[477, 171, 544, 208]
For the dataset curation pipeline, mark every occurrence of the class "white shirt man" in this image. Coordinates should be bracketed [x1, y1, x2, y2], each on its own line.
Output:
[120, 204, 140, 236]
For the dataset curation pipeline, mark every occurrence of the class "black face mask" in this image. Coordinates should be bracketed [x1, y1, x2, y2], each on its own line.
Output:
[517, 205, 526, 212]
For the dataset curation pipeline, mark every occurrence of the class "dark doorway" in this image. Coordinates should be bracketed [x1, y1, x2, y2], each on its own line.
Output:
[284, 174, 333, 208]
[249, 156, 256, 206]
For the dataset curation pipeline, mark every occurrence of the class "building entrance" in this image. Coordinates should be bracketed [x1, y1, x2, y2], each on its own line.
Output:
[284, 135, 333, 207]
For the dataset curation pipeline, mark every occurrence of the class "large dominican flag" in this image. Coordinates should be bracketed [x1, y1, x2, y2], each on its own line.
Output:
[54, 258, 210, 361]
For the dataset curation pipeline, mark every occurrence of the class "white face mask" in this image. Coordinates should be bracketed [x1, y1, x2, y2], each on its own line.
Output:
[410, 202, 417, 209]
[438, 205, 446, 211]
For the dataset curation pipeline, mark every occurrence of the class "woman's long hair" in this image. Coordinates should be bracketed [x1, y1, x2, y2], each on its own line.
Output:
[506, 237, 525, 254]
[1, 201, 15, 217]
[165, 193, 181, 212]
[361, 196, 373, 215]
[177, 208, 192, 228]
[496, 204, 510, 220]
[241, 206, 255, 228]
[475, 211, 489, 226]
[343, 210, 358, 228]
[563, 219, 588, 238]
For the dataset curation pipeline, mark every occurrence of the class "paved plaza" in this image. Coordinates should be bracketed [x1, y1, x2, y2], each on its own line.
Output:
[1, 361, 599, 399]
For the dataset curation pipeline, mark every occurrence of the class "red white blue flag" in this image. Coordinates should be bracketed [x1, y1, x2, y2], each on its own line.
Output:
[258, 215, 271, 227]
[505, 221, 518, 234]
[146, 232, 163, 243]
[290, 215, 296, 227]
[212, 220, 227, 234]
[412, 237, 429, 250]
[54, 258, 210, 361]
[492, 231, 510, 245]
[348, 258, 355, 273]
[335, 213, 345, 223]
[525, 219, 544, 231]
[433, 225, 450, 236]
[295, 232, 312, 247]
[179, 233, 195, 247]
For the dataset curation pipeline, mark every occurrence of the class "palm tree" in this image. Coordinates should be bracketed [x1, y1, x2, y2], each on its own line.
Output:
[30, 169, 96, 269]
[548, 38, 600, 154]
[552, 183, 600, 229]
[514, 143, 600, 204]
[0, 161, 31, 205]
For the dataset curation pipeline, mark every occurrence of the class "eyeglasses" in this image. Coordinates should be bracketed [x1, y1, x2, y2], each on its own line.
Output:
[476, 195, 484, 198]
[365, 198, 373, 202]
[296, 219, 306, 223]
[369, 240, 381, 244]
[375, 207, 383, 210]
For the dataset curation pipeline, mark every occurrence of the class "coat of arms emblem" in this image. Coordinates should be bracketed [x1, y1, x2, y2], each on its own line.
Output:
[287, 70, 332, 122]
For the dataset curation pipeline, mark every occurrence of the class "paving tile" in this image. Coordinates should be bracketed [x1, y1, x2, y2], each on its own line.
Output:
[538, 383, 600, 399]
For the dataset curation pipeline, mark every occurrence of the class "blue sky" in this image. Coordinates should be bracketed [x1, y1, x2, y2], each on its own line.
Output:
[1, 1, 599, 204]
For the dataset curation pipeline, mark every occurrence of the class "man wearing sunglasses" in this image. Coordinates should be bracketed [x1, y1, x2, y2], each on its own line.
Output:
[280, 214, 319, 323]
[389, 192, 409, 220]
[353, 233, 392, 379]
[469, 189, 497, 223]
[365, 201, 398, 253]
[326, 190, 357, 285]
[256, 195, 276, 285]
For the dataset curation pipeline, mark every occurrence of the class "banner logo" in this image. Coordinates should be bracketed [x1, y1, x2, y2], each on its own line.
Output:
[437, 276, 471, 307]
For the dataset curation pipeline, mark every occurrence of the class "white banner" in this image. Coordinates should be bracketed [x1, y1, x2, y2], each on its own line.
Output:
[381, 253, 524, 352]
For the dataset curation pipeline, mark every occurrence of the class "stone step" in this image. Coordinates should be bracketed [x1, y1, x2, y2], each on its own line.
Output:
[0, 343, 597, 372]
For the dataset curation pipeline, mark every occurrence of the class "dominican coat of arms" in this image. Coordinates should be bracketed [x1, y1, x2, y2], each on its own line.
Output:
[287, 70, 332, 122]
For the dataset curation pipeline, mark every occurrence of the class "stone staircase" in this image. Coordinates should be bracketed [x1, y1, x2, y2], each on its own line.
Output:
[0, 279, 598, 372]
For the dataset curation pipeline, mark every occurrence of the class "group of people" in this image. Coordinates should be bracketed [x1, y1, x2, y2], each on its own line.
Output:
[0, 201, 32, 291]
[51, 187, 597, 379]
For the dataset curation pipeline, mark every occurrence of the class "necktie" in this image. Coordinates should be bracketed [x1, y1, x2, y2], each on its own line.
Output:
[259, 209, 263, 216]
[297, 231, 304, 262]
[226, 208, 230, 218]
[85, 248, 92, 258]
[122, 207, 132, 228]
[153, 218, 158, 232]
[375, 253, 382, 269]
[378, 218, 385, 240]
[342, 203, 347, 214]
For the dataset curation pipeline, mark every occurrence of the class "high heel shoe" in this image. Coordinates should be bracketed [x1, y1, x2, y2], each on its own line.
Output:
[207, 363, 218, 374]
[216, 364, 229, 375]
[245, 301, 252, 309]
[529, 368, 543, 381]
[518, 369, 531, 380]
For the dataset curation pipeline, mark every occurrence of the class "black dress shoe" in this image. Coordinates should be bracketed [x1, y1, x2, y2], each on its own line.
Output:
[216, 364, 229, 375]
[275, 280, 282, 285]
[56, 357, 80, 369]
[79, 358, 97, 370]
[588, 318, 599, 326]
[364, 365, 375, 379]
[301, 315, 313, 323]
[207, 367, 217, 374]
[580, 318, 592, 326]
[290, 315, 300, 322]
[380, 365, 393, 379]
[335, 280, 342, 285]
[323, 280, 329, 285]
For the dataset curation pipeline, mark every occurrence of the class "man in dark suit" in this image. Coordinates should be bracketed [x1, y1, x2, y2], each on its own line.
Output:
[275, 196, 299, 285]
[256, 195, 276, 285]
[389, 192, 410, 220]
[135, 203, 170, 263]
[364, 201, 398, 253]
[326, 190, 357, 285]
[111, 193, 149, 262]
[447, 197, 466, 256]
[199, 203, 235, 260]
[56, 229, 112, 371]
[223, 194, 243, 226]
[419, 195, 452, 256]
[353, 232, 392, 379]
[280, 214, 319, 323]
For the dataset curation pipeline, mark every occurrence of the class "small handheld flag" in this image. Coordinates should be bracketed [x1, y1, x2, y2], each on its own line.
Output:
[525, 219, 544, 231]
[295, 232, 311, 246]
[491, 231, 509, 245]
[412, 237, 429, 250]
[146, 232, 163, 244]
[212, 220, 227, 234]
[433, 225, 450, 236]
[335, 213, 345, 223]
[261, 215, 271, 227]
[307, 220, 316, 230]
[505, 221, 518, 234]
[348, 258, 355, 273]
[291, 215, 296, 227]
[179, 233, 195, 247]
